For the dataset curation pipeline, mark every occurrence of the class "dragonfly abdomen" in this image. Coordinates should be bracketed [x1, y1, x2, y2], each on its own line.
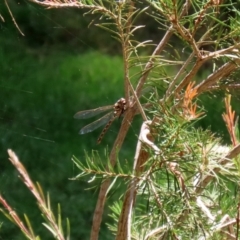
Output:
[97, 117, 115, 144]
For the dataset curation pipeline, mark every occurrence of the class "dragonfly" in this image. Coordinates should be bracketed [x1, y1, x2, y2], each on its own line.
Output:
[74, 98, 127, 144]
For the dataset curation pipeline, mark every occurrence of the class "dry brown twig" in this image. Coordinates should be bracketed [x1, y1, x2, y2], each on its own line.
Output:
[0, 14, 4, 22]
[7, 149, 65, 240]
[182, 81, 204, 120]
[0, 194, 35, 239]
[195, 60, 240, 96]
[116, 121, 153, 239]
[27, 0, 116, 19]
[222, 94, 238, 146]
[3, 0, 24, 36]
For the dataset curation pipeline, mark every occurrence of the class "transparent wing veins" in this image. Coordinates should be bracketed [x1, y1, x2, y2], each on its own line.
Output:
[79, 111, 115, 134]
[74, 105, 113, 119]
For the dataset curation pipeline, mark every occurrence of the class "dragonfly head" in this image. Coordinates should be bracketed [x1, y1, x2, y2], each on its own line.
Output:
[114, 98, 127, 116]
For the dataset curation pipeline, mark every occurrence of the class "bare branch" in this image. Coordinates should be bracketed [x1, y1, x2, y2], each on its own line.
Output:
[195, 60, 240, 95]
[4, 0, 24, 36]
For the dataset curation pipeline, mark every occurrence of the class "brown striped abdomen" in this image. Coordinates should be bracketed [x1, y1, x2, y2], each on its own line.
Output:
[97, 117, 115, 144]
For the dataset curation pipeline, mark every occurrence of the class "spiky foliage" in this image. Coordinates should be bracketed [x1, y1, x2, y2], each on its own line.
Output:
[3, 0, 240, 239]
[0, 150, 70, 240]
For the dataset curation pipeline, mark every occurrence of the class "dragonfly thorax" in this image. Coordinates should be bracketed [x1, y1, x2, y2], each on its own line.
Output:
[113, 98, 127, 116]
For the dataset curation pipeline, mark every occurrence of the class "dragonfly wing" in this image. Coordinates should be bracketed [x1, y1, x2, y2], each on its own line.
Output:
[79, 112, 114, 134]
[74, 105, 113, 119]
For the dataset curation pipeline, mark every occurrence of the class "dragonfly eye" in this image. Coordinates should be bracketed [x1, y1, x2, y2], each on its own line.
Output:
[117, 98, 127, 110]
[113, 98, 127, 116]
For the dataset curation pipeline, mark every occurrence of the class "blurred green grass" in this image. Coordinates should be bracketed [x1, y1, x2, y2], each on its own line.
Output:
[0, 41, 140, 239]
[1, 2, 239, 238]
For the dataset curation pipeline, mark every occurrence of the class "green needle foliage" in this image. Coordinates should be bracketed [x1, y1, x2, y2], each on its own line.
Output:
[2, 0, 240, 239]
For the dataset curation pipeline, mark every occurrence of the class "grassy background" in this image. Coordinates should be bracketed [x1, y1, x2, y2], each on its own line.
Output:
[0, 1, 239, 239]
[0, 40, 140, 238]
